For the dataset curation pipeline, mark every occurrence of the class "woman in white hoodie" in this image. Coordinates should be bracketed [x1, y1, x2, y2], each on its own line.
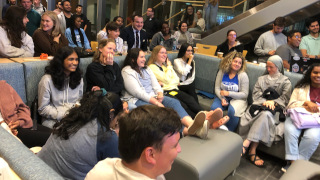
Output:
[38, 46, 83, 128]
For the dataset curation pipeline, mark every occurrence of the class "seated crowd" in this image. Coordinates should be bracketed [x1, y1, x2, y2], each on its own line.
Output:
[1, 2, 320, 179]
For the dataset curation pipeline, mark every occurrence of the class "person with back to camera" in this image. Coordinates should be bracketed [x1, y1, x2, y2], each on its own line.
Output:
[85, 105, 182, 179]
[33, 11, 68, 57]
[0, 6, 34, 58]
[173, 21, 193, 47]
[65, 15, 92, 52]
[38, 90, 123, 179]
[121, 48, 228, 139]
[216, 30, 244, 56]
[281, 63, 320, 172]
[211, 51, 249, 131]
[240, 55, 292, 167]
[97, 22, 123, 53]
[173, 43, 198, 103]
[38, 46, 83, 129]
[204, 0, 219, 30]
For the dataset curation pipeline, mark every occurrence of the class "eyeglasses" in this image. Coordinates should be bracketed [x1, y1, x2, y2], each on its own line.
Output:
[186, 50, 193, 52]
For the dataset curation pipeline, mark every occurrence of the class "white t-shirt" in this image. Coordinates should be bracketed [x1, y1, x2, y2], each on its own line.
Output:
[85, 158, 166, 180]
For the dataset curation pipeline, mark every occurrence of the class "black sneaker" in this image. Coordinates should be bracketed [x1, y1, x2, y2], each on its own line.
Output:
[281, 162, 291, 173]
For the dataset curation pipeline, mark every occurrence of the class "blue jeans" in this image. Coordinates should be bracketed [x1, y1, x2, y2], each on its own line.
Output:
[210, 97, 239, 131]
[135, 96, 189, 119]
[204, 3, 218, 30]
[284, 116, 320, 160]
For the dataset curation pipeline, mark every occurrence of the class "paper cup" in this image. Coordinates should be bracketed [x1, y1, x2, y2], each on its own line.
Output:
[193, 47, 198, 53]
[217, 52, 224, 59]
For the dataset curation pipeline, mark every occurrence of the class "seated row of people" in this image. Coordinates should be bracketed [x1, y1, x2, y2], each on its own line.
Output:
[255, 17, 320, 69]
[0, 6, 92, 58]
[2, 39, 319, 178]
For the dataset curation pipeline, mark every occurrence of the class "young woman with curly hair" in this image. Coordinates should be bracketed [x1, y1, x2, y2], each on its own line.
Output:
[0, 6, 34, 57]
[211, 51, 249, 131]
[38, 90, 122, 179]
[38, 46, 83, 128]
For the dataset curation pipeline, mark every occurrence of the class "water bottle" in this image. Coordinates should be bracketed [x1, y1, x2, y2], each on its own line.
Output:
[122, 41, 128, 55]
[160, 39, 164, 46]
[172, 38, 177, 51]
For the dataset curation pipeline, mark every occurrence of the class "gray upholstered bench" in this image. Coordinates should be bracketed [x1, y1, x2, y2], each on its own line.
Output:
[165, 129, 242, 180]
[280, 160, 320, 180]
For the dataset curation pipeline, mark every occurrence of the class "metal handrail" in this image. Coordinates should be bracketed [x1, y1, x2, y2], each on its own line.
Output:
[126, 0, 247, 27]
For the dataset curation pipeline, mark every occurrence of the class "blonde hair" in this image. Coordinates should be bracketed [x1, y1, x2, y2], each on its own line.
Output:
[92, 38, 116, 63]
[147, 45, 165, 66]
[219, 51, 246, 73]
[40, 11, 61, 37]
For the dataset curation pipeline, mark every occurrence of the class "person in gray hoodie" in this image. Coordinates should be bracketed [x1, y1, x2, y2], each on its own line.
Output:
[38, 46, 83, 129]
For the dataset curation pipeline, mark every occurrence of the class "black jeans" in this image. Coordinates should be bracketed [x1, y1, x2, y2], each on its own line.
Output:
[17, 125, 52, 148]
[178, 81, 199, 103]
[165, 89, 203, 118]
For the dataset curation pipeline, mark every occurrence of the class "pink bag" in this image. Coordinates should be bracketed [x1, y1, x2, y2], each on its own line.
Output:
[287, 108, 320, 129]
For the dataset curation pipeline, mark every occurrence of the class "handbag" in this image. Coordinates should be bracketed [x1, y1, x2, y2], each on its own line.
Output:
[287, 107, 320, 129]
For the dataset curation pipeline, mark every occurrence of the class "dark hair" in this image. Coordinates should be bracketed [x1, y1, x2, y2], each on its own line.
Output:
[182, 5, 195, 27]
[178, 21, 188, 31]
[61, 0, 70, 6]
[295, 63, 320, 88]
[123, 48, 145, 74]
[106, 21, 120, 33]
[161, 21, 171, 35]
[132, 14, 143, 22]
[52, 90, 121, 139]
[225, 29, 237, 43]
[76, 4, 82, 8]
[70, 15, 85, 47]
[177, 43, 192, 58]
[287, 30, 300, 38]
[118, 105, 182, 163]
[273, 17, 285, 27]
[0, 6, 26, 48]
[308, 174, 320, 180]
[45, 46, 82, 90]
[305, 18, 319, 28]
[113, 16, 123, 22]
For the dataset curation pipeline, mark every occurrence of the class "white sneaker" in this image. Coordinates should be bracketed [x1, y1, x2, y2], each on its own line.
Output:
[219, 125, 229, 131]
[188, 111, 206, 135]
[194, 120, 209, 139]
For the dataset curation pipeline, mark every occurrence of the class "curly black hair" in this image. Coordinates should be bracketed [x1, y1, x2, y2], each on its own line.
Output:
[295, 63, 320, 88]
[45, 46, 82, 90]
[53, 90, 123, 140]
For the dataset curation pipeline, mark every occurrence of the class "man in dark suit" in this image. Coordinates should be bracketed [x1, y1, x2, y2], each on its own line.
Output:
[120, 15, 148, 51]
